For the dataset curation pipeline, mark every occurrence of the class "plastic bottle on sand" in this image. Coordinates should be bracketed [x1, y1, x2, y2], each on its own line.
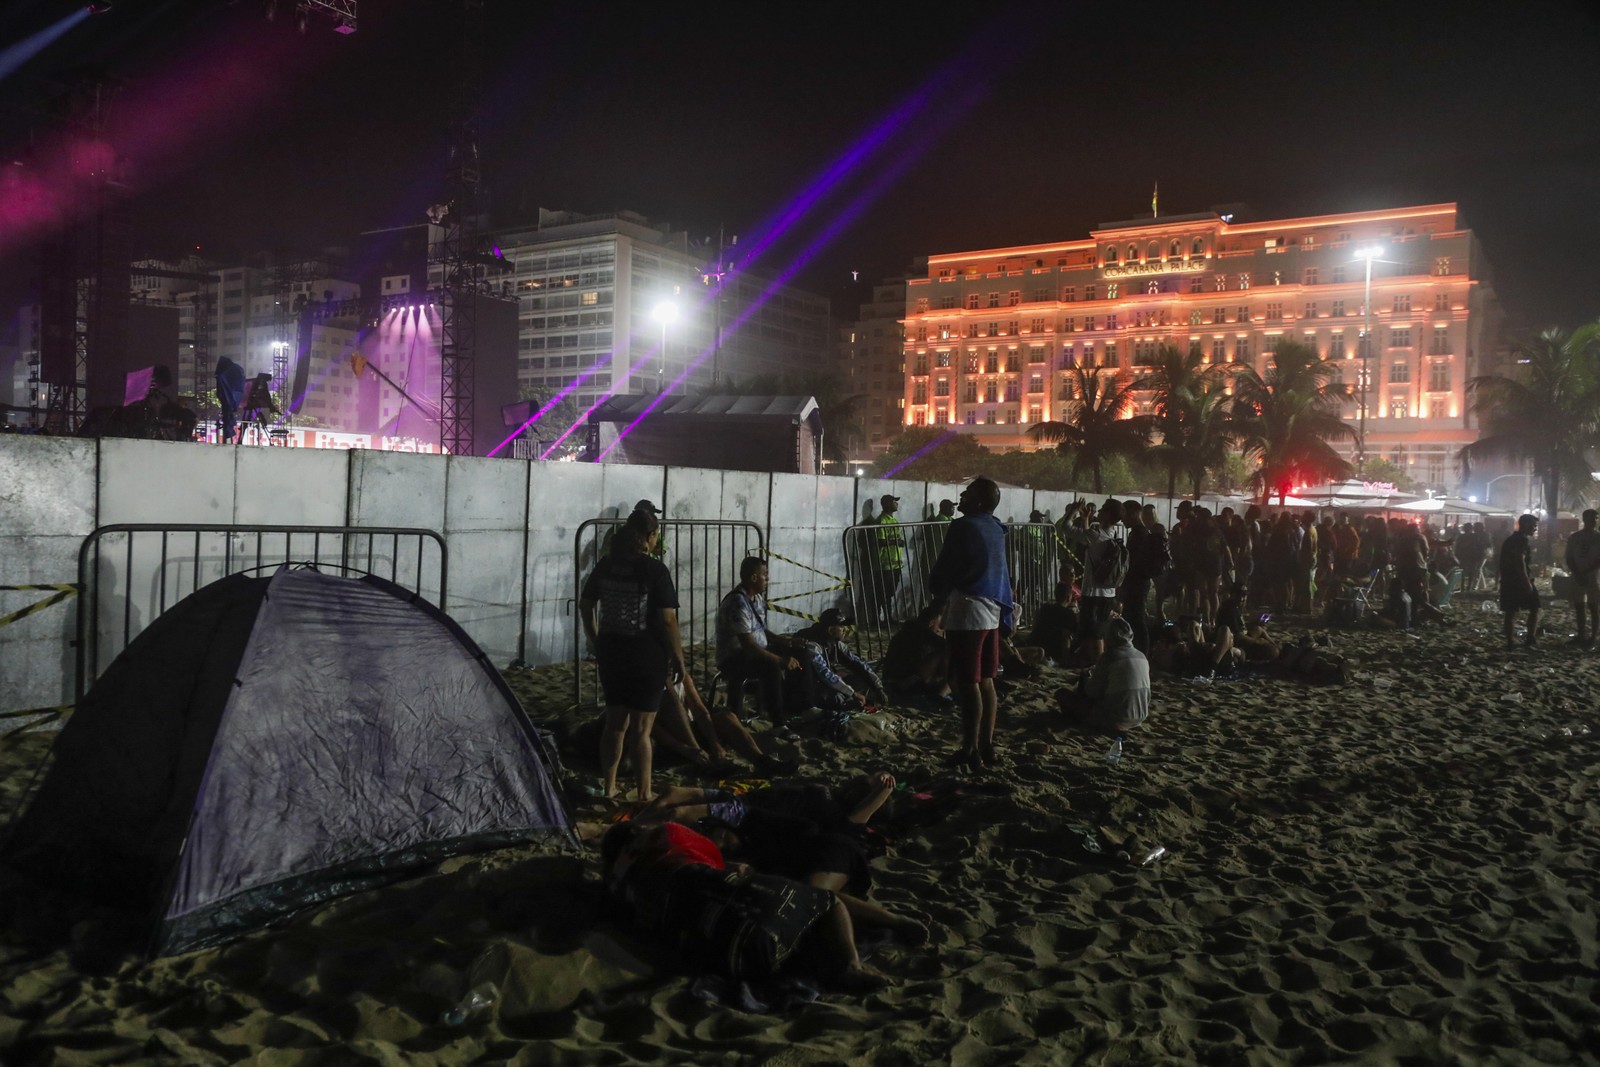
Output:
[441, 982, 500, 1027]
[1107, 735, 1124, 764]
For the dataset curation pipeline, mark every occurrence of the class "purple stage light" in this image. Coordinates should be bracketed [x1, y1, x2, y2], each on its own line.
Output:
[883, 430, 958, 479]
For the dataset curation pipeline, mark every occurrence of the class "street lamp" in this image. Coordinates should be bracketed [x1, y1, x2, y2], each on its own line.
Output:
[651, 300, 678, 395]
[1353, 246, 1385, 470]
[1485, 471, 1533, 510]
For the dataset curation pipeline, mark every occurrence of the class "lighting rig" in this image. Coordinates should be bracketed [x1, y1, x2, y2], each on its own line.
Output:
[264, 1, 358, 36]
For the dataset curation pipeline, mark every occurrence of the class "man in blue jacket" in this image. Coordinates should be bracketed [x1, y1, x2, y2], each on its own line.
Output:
[927, 476, 1014, 771]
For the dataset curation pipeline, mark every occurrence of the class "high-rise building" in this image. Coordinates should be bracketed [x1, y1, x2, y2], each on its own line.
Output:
[901, 203, 1503, 491]
[837, 271, 915, 458]
[494, 209, 832, 415]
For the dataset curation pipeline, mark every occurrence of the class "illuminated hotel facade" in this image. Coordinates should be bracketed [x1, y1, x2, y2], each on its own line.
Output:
[901, 203, 1503, 491]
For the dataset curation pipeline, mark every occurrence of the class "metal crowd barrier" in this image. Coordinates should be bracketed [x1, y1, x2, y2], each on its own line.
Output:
[841, 520, 1060, 663]
[76, 524, 447, 701]
[571, 518, 764, 710]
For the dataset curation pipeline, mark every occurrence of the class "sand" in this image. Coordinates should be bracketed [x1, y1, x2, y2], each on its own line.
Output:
[3, 591, 1598, 1066]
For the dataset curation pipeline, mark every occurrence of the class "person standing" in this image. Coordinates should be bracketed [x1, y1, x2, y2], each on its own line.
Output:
[579, 510, 686, 802]
[1499, 513, 1541, 650]
[1564, 509, 1600, 647]
[935, 499, 956, 522]
[868, 494, 906, 626]
[927, 476, 1014, 771]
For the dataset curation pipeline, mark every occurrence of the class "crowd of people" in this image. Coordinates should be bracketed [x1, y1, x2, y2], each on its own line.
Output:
[575, 484, 1588, 998]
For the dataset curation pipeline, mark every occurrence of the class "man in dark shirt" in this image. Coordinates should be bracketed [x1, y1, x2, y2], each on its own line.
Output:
[1499, 514, 1540, 650]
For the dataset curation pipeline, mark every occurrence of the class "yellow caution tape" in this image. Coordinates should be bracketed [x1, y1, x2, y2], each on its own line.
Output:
[759, 548, 848, 585]
[0, 584, 79, 630]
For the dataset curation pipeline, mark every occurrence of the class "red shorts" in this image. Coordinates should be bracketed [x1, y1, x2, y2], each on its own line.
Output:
[946, 628, 1000, 684]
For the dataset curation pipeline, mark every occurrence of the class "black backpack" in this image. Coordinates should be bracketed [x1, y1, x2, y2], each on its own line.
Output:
[1091, 535, 1131, 588]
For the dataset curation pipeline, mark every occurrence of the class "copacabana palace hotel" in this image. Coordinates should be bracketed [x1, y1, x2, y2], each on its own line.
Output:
[899, 203, 1502, 492]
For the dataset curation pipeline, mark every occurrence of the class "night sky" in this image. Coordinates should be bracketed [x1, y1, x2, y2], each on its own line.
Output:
[3, 0, 1599, 331]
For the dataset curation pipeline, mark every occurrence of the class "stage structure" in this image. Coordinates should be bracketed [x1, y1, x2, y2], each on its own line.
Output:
[586, 395, 824, 474]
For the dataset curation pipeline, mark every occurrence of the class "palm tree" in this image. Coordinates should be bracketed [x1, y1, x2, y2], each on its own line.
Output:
[1183, 378, 1237, 498]
[1231, 340, 1355, 504]
[1142, 343, 1232, 497]
[1027, 363, 1148, 493]
[1459, 324, 1600, 521]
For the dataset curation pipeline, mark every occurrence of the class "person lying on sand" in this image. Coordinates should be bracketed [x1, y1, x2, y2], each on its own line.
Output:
[633, 772, 897, 833]
[1149, 618, 1243, 677]
[601, 821, 911, 993]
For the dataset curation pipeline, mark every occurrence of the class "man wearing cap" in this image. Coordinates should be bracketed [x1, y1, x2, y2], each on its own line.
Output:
[936, 499, 956, 522]
[792, 608, 886, 710]
[634, 499, 668, 561]
[867, 494, 905, 626]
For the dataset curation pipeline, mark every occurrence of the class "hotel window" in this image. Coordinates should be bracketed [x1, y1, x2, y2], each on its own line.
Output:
[1211, 307, 1226, 324]
[914, 298, 929, 313]
[1169, 239, 1182, 258]
[964, 382, 977, 403]
[1146, 280, 1160, 296]
[1029, 404, 1042, 423]
[1265, 335, 1282, 353]
[965, 355, 979, 373]
[1331, 300, 1345, 317]
[939, 323, 953, 339]
[1435, 257, 1452, 276]
[1434, 293, 1450, 312]
[936, 350, 951, 367]
[1238, 273, 1251, 290]
[1190, 309, 1203, 325]
[1429, 361, 1450, 391]
[1062, 286, 1077, 302]
[1304, 268, 1319, 285]
[984, 381, 998, 403]
[1006, 320, 1019, 336]
[1030, 317, 1045, 334]
[1029, 374, 1044, 394]
[1105, 246, 1119, 265]
[914, 411, 926, 426]
[985, 353, 999, 373]
[913, 355, 928, 375]
[1236, 338, 1251, 361]
[1005, 353, 1021, 372]
[1006, 409, 1019, 424]
[1430, 327, 1450, 355]
[1390, 361, 1411, 383]
[1389, 397, 1409, 418]
[1062, 317, 1076, 333]
[1127, 244, 1138, 261]
[913, 383, 927, 403]
[1008, 291, 1021, 306]
[987, 322, 1000, 337]
[1005, 381, 1021, 402]
[988, 292, 1001, 308]
[1237, 306, 1250, 323]
[985, 410, 997, 424]
[1392, 294, 1412, 313]
[935, 408, 949, 424]
[1060, 345, 1075, 368]
[1429, 397, 1449, 419]
[1192, 237, 1205, 256]
[965, 410, 977, 425]
[1083, 343, 1094, 365]
[915, 326, 927, 342]
[1028, 345, 1046, 364]
[1329, 333, 1345, 359]
[581, 291, 599, 305]
[1105, 341, 1118, 366]
[1265, 302, 1283, 322]
[1189, 278, 1204, 294]
[1391, 328, 1412, 348]
[1106, 283, 1119, 299]
[966, 323, 980, 338]
[1332, 266, 1346, 284]
[1326, 361, 1344, 385]
[1084, 285, 1097, 301]
[1032, 288, 1050, 302]
[1303, 303, 1318, 319]
[966, 293, 980, 309]
[1214, 274, 1228, 292]
[1105, 314, 1119, 330]
[1085, 316, 1098, 331]
[1212, 338, 1227, 362]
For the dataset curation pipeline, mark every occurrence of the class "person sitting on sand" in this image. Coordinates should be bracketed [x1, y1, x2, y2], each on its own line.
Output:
[882, 603, 951, 705]
[1024, 580, 1077, 665]
[655, 673, 796, 778]
[1055, 616, 1150, 734]
[790, 608, 887, 710]
[601, 821, 910, 992]
[716, 557, 802, 719]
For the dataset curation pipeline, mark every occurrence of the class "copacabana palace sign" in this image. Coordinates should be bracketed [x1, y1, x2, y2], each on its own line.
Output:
[1102, 259, 1208, 279]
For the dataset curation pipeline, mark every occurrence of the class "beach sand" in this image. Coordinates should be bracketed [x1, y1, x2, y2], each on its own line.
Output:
[3, 592, 1598, 1065]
